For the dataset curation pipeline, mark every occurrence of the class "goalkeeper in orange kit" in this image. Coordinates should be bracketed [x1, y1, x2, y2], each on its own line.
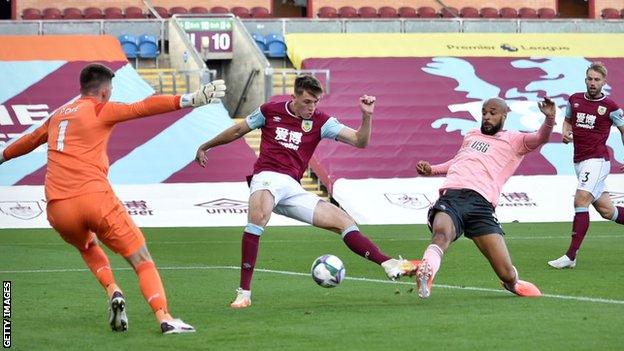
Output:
[0, 63, 226, 334]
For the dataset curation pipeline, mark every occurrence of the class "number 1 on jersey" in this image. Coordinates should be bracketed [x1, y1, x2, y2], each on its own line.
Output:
[57, 120, 69, 151]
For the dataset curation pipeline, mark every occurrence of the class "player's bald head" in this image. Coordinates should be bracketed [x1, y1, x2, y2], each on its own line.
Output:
[482, 98, 511, 114]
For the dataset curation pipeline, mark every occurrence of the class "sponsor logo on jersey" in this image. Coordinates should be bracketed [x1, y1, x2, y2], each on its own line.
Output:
[0, 201, 43, 220]
[384, 193, 431, 210]
[301, 120, 313, 133]
[597, 106, 607, 115]
[273, 116, 281, 122]
[573, 103, 579, 108]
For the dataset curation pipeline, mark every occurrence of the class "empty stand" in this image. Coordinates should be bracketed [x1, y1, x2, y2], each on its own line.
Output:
[251, 6, 271, 18]
[518, 7, 538, 18]
[358, 6, 378, 18]
[480, 7, 499, 18]
[231, 6, 251, 18]
[440, 7, 459, 18]
[338, 6, 358, 18]
[499, 7, 518, 18]
[538, 7, 557, 18]
[398, 7, 418, 18]
[417, 6, 438, 18]
[318, 6, 338, 18]
[378, 6, 398, 18]
[460, 7, 480, 18]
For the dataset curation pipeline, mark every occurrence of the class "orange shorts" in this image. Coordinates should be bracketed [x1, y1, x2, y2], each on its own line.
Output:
[46, 191, 145, 257]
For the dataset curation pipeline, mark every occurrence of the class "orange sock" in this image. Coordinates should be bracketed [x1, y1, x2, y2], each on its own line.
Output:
[135, 261, 169, 321]
[80, 242, 117, 296]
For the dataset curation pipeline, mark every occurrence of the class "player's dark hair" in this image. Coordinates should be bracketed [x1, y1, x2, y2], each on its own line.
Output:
[80, 63, 115, 95]
[587, 61, 607, 78]
[294, 74, 323, 97]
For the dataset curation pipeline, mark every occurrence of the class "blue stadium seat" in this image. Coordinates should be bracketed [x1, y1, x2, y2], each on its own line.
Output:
[266, 33, 287, 58]
[138, 34, 160, 67]
[118, 34, 138, 59]
[252, 33, 267, 53]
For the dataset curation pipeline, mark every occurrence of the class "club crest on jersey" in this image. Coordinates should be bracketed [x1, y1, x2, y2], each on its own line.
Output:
[597, 106, 607, 115]
[301, 119, 313, 132]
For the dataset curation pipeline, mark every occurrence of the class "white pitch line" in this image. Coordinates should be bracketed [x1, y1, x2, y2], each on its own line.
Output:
[1, 265, 623, 305]
[1, 234, 622, 246]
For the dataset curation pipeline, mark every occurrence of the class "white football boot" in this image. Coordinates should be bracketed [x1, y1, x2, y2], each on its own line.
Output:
[108, 291, 128, 332]
[230, 288, 251, 309]
[161, 319, 196, 334]
[381, 257, 420, 280]
[548, 254, 576, 269]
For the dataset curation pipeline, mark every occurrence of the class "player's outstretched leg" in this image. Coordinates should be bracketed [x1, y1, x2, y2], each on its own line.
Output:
[472, 234, 541, 297]
[312, 201, 418, 280]
[416, 211, 454, 299]
[125, 245, 195, 334]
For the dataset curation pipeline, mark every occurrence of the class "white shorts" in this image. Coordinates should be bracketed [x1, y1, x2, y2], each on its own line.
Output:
[574, 158, 611, 200]
[249, 171, 321, 224]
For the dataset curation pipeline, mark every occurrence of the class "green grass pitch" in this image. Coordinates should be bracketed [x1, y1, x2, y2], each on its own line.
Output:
[1, 222, 623, 350]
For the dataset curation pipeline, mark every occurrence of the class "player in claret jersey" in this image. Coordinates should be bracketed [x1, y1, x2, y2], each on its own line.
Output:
[0, 63, 226, 334]
[415, 98, 557, 299]
[196, 74, 418, 308]
[548, 62, 624, 269]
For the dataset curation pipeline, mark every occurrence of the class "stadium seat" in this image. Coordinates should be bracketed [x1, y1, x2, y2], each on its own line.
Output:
[252, 33, 267, 53]
[190, 6, 209, 14]
[440, 7, 459, 18]
[83, 7, 104, 19]
[42, 7, 62, 20]
[417, 6, 438, 18]
[378, 6, 398, 18]
[601, 8, 620, 19]
[169, 6, 188, 16]
[317, 6, 338, 18]
[338, 6, 358, 18]
[210, 6, 229, 14]
[149, 6, 169, 18]
[621, 9, 624, 18]
[251, 7, 271, 18]
[118, 34, 139, 59]
[22, 8, 42, 20]
[499, 7, 518, 18]
[62, 7, 83, 19]
[231, 6, 251, 18]
[358, 6, 378, 18]
[125, 7, 144, 19]
[138, 34, 160, 64]
[460, 7, 480, 18]
[398, 6, 418, 18]
[480, 7, 499, 18]
[104, 7, 124, 19]
[538, 8, 557, 18]
[267, 39, 287, 58]
[518, 7, 538, 18]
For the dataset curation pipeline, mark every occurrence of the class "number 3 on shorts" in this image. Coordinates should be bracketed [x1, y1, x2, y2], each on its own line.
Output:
[581, 172, 590, 183]
[56, 120, 69, 151]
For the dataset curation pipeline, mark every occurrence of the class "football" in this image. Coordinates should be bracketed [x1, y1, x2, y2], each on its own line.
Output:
[311, 254, 345, 288]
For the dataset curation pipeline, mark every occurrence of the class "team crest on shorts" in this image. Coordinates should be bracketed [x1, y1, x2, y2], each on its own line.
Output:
[301, 119, 313, 132]
[597, 106, 607, 115]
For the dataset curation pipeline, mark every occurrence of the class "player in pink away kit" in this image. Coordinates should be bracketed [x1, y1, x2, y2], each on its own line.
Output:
[195, 75, 417, 308]
[414, 97, 557, 298]
[548, 62, 624, 269]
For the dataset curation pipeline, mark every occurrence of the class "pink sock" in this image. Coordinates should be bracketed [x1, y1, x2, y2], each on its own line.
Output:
[342, 228, 390, 265]
[565, 209, 590, 260]
[423, 244, 444, 279]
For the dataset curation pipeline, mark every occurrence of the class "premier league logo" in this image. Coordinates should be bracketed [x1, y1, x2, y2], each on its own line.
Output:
[301, 119, 313, 132]
[0, 201, 43, 220]
[384, 193, 431, 210]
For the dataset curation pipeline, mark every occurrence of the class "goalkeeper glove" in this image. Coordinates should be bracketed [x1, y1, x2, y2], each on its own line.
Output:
[180, 79, 226, 108]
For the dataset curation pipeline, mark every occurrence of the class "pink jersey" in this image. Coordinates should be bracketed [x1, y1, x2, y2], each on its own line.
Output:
[566, 93, 623, 163]
[246, 100, 344, 181]
[431, 118, 554, 206]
